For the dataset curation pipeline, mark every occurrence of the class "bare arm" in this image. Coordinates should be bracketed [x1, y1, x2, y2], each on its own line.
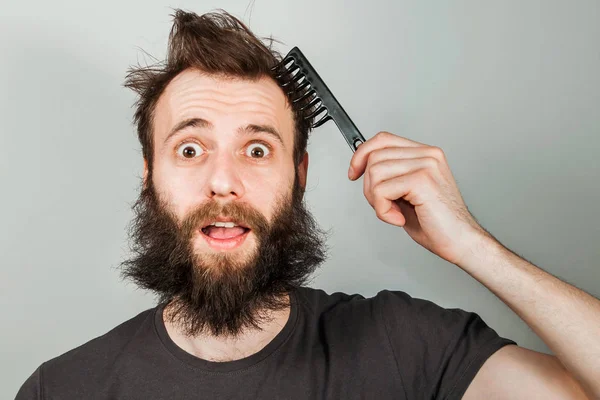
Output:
[459, 232, 600, 399]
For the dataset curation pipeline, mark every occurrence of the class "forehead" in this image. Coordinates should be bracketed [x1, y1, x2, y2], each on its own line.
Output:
[154, 68, 295, 145]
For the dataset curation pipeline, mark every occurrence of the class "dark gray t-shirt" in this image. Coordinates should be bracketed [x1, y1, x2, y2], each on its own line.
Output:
[16, 286, 516, 399]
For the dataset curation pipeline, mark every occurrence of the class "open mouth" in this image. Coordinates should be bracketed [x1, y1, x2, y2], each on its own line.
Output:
[199, 224, 251, 250]
[201, 224, 250, 238]
[199, 220, 251, 249]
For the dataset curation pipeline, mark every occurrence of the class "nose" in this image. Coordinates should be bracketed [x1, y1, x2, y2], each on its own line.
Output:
[203, 151, 246, 201]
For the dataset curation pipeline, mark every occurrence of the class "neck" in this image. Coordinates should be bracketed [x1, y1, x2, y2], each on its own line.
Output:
[163, 293, 291, 362]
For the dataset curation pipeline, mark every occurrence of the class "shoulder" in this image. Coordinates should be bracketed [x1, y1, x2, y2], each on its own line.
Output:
[296, 286, 431, 317]
[44, 305, 157, 371]
[295, 286, 366, 316]
[296, 287, 501, 343]
[372, 289, 505, 337]
[372, 288, 453, 319]
[18, 305, 159, 397]
[295, 286, 427, 328]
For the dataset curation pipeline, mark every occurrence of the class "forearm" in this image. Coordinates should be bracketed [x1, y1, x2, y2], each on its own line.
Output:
[458, 232, 600, 397]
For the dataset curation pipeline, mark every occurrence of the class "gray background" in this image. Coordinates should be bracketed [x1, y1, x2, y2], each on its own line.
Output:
[2, 0, 599, 397]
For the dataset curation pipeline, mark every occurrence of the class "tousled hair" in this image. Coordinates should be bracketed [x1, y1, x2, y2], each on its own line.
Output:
[123, 9, 312, 182]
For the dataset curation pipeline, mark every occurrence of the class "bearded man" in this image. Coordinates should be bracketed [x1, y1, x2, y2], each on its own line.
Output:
[16, 9, 599, 400]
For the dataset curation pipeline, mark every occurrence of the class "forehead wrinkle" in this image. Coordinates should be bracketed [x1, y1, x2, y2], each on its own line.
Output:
[168, 71, 284, 102]
[170, 87, 285, 113]
[168, 91, 285, 127]
[157, 71, 294, 144]
[171, 101, 283, 131]
[167, 85, 283, 114]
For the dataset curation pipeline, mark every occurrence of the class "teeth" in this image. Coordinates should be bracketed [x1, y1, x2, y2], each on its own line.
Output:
[209, 221, 238, 228]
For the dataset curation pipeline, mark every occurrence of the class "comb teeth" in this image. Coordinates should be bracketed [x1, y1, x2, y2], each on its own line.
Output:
[271, 47, 366, 153]
[271, 56, 329, 129]
[292, 88, 316, 104]
[281, 71, 305, 88]
[305, 105, 327, 120]
[291, 80, 311, 96]
[312, 114, 332, 128]
[299, 97, 322, 112]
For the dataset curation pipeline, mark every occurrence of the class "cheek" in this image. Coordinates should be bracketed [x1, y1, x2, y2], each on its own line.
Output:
[151, 162, 196, 217]
[239, 172, 295, 223]
[241, 176, 282, 210]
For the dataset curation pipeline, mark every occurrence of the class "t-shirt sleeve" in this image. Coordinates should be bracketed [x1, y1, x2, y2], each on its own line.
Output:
[15, 364, 42, 400]
[375, 289, 517, 400]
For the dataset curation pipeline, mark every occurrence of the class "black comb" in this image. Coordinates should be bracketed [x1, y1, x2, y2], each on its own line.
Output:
[271, 47, 366, 153]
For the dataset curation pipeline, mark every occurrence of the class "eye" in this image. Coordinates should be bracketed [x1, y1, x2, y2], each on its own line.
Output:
[176, 142, 203, 159]
[246, 142, 270, 159]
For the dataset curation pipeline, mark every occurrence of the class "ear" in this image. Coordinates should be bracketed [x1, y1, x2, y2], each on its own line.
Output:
[297, 152, 309, 191]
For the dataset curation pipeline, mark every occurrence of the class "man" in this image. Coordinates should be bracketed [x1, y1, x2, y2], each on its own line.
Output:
[16, 9, 599, 400]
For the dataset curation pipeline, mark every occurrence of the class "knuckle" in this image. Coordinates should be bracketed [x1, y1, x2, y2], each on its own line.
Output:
[369, 163, 384, 178]
[418, 168, 431, 181]
[372, 182, 385, 198]
[425, 156, 439, 168]
[424, 170, 437, 186]
[430, 146, 445, 159]
[372, 148, 390, 164]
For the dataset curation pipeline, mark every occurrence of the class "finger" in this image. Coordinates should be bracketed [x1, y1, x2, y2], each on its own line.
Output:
[371, 175, 413, 226]
[357, 146, 439, 180]
[396, 198, 420, 232]
[364, 157, 439, 202]
[361, 149, 422, 202]
[370, 170, 429, 224]
[364, 145, 447, 169]
[349, 132, 426, 180]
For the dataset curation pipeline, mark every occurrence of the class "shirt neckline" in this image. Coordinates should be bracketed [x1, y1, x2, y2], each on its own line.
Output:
[153, 288, 299, 373]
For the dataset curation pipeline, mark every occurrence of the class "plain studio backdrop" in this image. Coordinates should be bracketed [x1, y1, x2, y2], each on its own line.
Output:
[1, 0, 599, 397]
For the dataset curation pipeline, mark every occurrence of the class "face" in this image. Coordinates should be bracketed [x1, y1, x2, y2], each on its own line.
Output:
[151, 69, 300, 258]
[120, 69, 329, 337]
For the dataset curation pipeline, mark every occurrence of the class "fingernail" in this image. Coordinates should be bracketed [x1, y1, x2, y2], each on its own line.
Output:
[348, 167, 354, 179]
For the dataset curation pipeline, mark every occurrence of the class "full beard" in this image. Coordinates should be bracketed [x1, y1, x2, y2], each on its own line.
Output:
[119, 174, 329, 338]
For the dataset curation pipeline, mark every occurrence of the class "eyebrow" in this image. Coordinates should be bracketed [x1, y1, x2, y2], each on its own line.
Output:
[164, 117, 285, 149]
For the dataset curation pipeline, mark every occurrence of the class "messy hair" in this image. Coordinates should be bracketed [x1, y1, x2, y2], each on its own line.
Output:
[123, 9, 312, 182]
